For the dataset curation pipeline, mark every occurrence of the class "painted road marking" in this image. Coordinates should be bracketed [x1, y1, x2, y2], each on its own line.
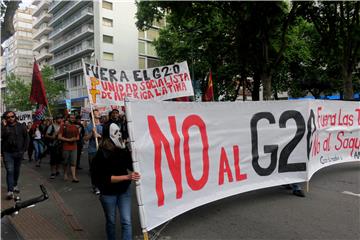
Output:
[342, 191, 360, 197]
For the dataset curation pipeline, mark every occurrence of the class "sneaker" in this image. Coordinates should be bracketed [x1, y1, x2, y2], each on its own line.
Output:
[50, 174, 56, 179]
[94, 188, 100, 195]
[13, 186, 20, 193]
[293, 189, 305, 197]
[6, 191, 14, 200]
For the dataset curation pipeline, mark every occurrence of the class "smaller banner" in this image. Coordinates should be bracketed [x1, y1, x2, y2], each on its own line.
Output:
[80, 107, 90, 120]
[83, 61, 194, 107]
[15, 110, 32, 124]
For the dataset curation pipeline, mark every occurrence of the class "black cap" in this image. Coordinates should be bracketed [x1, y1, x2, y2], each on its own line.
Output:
[55, 114, 63, 119]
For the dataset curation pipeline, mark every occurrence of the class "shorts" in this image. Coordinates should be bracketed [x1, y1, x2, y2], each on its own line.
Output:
[63, 150, 77, 166]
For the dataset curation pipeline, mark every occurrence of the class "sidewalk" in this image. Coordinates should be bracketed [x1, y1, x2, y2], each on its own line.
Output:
[1, 158, 88, 239]
[2, 150, 144, 240]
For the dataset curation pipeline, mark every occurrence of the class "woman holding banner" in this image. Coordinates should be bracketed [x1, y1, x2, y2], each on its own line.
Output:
[91, 121, 140, 240]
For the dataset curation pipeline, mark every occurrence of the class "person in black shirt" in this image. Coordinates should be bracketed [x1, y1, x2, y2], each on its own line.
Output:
[92, 121, 140, 240]
[1, 111, 29, 199]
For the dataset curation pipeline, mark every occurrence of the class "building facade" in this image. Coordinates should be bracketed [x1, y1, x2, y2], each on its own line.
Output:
[32, 0, 53, 67]
[47, 0, 159, 109]
[3, 7, 34, 83]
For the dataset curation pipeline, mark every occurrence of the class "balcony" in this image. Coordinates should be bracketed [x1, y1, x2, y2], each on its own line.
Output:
[50, 43, 94, 66]
[32, 0, 51, 17]
[50, 25, 93, 53]
[48, 0, 68, 14]
[33, 24, 52, 40]
[33, 39, 52, 52]
[54, 65, 83, 79]
[33, 12, 52, 29]
[49, 7, 93, 40]
[35, 52, 53, 62]
[49, 1, 89, 27]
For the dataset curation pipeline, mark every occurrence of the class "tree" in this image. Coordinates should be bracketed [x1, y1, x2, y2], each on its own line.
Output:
[4, 65, 66, 112]
[4, 73, 32, 111]
[136, 1, 301, 101]
[300, 1, 360, 100]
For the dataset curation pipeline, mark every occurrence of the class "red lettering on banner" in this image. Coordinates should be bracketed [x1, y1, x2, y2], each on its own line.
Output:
[218, 147, 233, 185]
[335, 131, 360, 155]
[148, 115, 182, 207]
[355, 108, 360, 125]
[182, 115, 209, 191]
[233, 145, 247, 181]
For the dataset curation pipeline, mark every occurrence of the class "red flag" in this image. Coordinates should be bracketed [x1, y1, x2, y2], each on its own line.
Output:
[30, 59, 48, 105]
[202, 70, 214, 101]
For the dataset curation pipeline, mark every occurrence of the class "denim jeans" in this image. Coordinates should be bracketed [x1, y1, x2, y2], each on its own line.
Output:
[3, 152, 23, 192]
[33, 140, 43, 162]
[100, 187, 132, 240]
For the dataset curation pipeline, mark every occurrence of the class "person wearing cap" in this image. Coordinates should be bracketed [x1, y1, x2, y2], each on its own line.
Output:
[45, 114, 64, 179]
[92, 120, 140, 240]
[1, 111, 29, 199]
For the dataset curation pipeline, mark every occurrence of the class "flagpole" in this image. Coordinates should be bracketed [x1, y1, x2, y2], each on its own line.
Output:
[82, 58, 99, 149]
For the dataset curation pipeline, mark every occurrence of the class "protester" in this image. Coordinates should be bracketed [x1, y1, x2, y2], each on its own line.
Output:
[58, 113, 80, 182]
[92, 120, 140, 240]
[284, 183, 305, 197]
[45, 114, 64, 179]
[75, 115, 85, 170]
[1, 111, 29, 199]
[30, 122, 45, 167]
[84, 109, 103, 195]
[26, 121, 34, 162]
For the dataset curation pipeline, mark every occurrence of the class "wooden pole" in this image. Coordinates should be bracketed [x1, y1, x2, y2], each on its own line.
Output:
[143, 230, 149, 240]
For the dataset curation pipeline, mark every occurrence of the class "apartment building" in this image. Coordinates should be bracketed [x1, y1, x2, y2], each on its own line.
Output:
[3, 7, 34, 83]
[32, 0, 53, 67]
[48, 0, 158, 108]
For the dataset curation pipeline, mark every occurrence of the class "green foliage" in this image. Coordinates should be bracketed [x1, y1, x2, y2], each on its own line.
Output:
[4, 65, 65, 112]
[4, 73, 32, 111]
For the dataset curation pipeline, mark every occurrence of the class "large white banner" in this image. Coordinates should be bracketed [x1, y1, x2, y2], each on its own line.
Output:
[126, 100, 359, 231]
[83, 61, 194, 108]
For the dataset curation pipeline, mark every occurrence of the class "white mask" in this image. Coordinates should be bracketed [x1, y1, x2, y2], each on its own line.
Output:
[109, 123, 126, 149]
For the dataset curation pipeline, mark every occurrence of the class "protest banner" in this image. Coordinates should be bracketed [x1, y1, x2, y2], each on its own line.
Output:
[125, 99, 359, 231]
[82, 61, 194, 108]
[15, 110, 32, 124]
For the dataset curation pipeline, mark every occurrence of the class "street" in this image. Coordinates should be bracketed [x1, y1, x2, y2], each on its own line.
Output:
[2, 151, 359, 240]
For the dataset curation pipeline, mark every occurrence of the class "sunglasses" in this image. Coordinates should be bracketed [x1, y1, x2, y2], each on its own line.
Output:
[6, 115, 15, 119]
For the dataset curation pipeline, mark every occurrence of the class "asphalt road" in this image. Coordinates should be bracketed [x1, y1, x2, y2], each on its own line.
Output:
[28, 150, 359, 240]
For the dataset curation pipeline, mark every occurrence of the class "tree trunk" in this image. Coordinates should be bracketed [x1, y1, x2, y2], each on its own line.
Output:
[252, 73, 260, 101]
[261, 72, 272, 101]
[343, 69, 353, 100]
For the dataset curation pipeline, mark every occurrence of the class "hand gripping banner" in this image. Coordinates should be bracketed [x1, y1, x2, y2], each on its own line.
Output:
[125, 99, 359, 231]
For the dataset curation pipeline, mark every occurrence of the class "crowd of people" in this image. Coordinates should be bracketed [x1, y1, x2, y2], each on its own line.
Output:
[1, 108, 140, 240]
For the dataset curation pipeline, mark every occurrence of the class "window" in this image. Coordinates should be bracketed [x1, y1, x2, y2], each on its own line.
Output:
[147, 28, 159, 41]
[103, 52, 114, 61]
[103, 35, 113, 44]
[138, 41, 145, 55]
[102, 17, 113, 27]
[147, 58, 160, 68]
[139, 57, 145, 69]
[102, 0, 113, 10]
[147, 43, 157, 56]
[138, 30, 145, 39]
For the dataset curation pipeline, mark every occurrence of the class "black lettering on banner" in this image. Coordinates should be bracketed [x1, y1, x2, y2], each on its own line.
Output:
[133, 70, 142, 81]
[100, 68, 108, 81]
[251, 112, 278, 176]
[250, 111, 307, 176]
[109, 69, 118, 82]
[162, 66, 170, 77]
[173, 64, 180, 74]
[153, 68, 161, 79]
[278, 110, 306, 172]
